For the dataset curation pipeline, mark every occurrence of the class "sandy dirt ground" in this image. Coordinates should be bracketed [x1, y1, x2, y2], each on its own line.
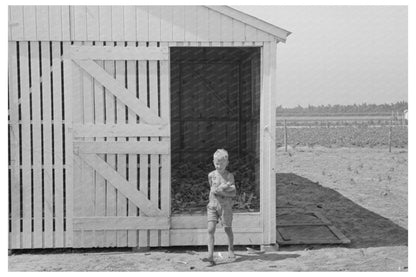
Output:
[8, 147, 408, 272]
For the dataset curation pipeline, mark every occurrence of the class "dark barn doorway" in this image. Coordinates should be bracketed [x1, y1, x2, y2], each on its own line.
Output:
[170, 47, 261, 214]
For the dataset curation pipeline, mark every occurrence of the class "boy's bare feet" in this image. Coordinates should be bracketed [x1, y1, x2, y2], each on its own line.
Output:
[201, 257, 216, 266]
[228, 249, 235, 259]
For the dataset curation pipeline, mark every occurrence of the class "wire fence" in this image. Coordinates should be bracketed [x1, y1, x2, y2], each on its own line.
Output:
[276, 114, 408, 151]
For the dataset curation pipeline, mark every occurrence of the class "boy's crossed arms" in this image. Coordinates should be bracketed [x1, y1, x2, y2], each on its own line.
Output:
[213, 179, 236, 198]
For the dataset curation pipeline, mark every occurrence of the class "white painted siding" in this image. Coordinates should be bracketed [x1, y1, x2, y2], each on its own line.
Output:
[9, 5, 277, 42]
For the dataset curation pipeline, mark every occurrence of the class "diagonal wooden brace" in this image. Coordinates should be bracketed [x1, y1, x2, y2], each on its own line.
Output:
[74, 59, 166, 125]
[79, 152, 164, 217]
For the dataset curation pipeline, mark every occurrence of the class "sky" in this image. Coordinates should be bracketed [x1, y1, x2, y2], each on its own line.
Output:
[232, 6, 408, 108]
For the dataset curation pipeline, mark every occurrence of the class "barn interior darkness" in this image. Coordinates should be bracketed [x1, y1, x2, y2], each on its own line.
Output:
[170, 47, 261, 214]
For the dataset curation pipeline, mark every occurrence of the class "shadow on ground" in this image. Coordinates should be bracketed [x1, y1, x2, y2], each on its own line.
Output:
[204, 252, 300, 266]
[232, 253, 300, 263]
[276, 173, 408, 249]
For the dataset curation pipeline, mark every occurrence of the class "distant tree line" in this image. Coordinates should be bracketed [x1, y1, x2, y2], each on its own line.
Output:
[276, 101, 408, 116]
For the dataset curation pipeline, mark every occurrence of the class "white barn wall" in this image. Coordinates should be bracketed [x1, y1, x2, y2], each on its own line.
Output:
[8, 5, 285, 249]
[9, 6, 277, 42]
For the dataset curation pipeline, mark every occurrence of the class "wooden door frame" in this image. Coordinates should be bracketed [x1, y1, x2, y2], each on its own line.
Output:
[65, 43, 171, 248]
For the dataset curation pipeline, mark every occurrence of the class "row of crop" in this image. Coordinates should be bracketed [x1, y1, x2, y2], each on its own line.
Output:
[276, 126, 408, 148]
[276, 120, 405, 127]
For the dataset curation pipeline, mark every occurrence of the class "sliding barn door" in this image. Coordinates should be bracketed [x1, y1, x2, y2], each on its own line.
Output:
[66, 43, 171, 248]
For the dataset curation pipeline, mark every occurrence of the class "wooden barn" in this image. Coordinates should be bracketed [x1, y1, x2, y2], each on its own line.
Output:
[8, 5, 291, 250]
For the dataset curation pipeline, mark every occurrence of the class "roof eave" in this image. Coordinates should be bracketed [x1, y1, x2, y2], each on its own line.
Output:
[205, 5, 291, 43]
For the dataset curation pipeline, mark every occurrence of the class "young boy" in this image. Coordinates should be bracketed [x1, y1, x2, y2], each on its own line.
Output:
[205, 149, 237, 265]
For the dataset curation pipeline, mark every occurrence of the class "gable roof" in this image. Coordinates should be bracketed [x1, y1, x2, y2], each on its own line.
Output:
[9, 5, 291, 43]
[206, 6, 291, 43]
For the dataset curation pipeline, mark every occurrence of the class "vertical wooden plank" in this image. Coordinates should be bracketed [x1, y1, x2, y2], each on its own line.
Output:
[172, 6, 185, 42]
[7, 42, 10, 246]
[9, 41, 21, 249]
[256, 30, 271, 42]
[74, 6, 87, 41]
[263, 42, 273, 244]
[184, 6, 197, 42]
[40, 42, 53, 248]
[52, 42, 65, 248]
[245, 24, 257, 41]
[104, 44, 117, 247]
[23, 6, 37, 41]
[111, 6, 124, 41]
[19, 41, 32, 248]
[48, 6, 63, 41]
[61, 6, 71, 41]
[69, 6, 75, 41]
[49, 6, 62, 41]
[79, 41, 96, 247]
[260, 43, 267, 245]
[8, 7, 11, 41]
[92, 41, 106, 247]
[260, 42, 276, 245]
[86, 6, 99, 41]
[220, 14, 233, 42]
[159, 42, 170, 247]
[232, 19, 245, 41]
[124, 6, 137, 41]
[29, 42, 43, 248]
[63, 42, 74, 247]
[126, 41, 138, 247]
[149, 42, 159, 247]
[36, 6, 50, 41]
[267, 42, 277, 243]
[160, 6, 173, 42]
[10, 6, 24, 41]
[148, 6, 161, 42]
[196, 6, 209, 41]
[71, 41, 84, 248]
[115, 42, 128, 247]
[99, 6, 112, 41]
[138, 42, 148, 247]
[208, 8, 221, 42]
[137, 6, 149, 42]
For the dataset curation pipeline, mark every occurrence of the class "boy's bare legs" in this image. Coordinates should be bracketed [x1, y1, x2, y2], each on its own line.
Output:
[224, 226, 235, 258]
[207, 221, 216, 262]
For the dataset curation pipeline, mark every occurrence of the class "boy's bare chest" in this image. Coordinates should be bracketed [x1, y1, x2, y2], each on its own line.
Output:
[211, 172, 229, 186]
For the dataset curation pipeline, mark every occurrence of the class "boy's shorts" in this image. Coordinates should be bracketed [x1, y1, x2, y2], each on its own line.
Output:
[207, 200, 233, 227]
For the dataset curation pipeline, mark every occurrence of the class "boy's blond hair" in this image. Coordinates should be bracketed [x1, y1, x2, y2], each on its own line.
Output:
[213, 149, 229, 161]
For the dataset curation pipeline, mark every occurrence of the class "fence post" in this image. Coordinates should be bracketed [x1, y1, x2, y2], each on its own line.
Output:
[284, 119, 288, 152]
[389, 116, 392, 153]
